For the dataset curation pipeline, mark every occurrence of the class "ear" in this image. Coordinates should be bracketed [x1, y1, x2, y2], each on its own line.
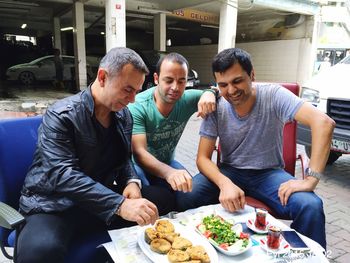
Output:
[153, 72, 159, 85]
[250, 69, 256, 82]
[97, 68, 107, 87]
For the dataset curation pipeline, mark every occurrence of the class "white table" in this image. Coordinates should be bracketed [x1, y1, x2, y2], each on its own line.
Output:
[104, 204, 329, 263]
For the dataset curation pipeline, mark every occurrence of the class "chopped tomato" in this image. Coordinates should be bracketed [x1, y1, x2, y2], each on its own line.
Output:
[240, 232, 249, 239]
[203, 230, 212, 238]
[219, 243, 229, 250]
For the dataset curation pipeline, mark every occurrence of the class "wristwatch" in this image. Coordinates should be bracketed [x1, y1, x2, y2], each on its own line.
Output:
[305, 167, 322, 180]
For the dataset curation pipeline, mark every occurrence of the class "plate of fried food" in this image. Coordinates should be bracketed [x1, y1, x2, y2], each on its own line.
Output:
[137, 219, 218, 263]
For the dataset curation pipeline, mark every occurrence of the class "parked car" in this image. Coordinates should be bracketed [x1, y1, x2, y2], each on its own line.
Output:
[6, 55, 93, 85]
[297, 54, 350, 164]
[136, 50, 200, 91]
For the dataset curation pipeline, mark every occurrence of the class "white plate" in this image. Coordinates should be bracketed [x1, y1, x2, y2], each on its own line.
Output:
[259, 237, 290, 255]
[137, 222, 219, 263]
[196, 223, 252, 256]
[246, 218, 270, 234]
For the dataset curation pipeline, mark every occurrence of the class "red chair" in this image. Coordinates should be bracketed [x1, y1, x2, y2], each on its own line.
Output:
[217, 82, 306, 219]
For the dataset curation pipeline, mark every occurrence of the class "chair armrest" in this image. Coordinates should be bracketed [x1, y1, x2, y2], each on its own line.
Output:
[0, 202, 25, 230]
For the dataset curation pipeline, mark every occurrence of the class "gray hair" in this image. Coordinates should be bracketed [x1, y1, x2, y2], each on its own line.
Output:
[99, 47, 149, 77]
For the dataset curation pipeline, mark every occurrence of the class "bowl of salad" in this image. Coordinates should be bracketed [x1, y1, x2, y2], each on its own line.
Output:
[196, 214, 252, 256]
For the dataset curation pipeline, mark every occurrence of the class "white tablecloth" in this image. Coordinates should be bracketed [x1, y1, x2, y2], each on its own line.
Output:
[104, 204, 329, 263]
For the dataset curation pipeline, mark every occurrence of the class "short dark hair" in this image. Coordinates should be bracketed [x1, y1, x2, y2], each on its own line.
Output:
[99, 47, 149, 77]
[156, 52, 189, 75]
[212, 48, 253, 78]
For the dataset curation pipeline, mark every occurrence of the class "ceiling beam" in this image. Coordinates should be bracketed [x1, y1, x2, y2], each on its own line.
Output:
[252, 0, 320, 15]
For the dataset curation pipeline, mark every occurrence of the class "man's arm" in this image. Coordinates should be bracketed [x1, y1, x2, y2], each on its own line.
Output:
[197, 89, 218, 118]
[132, 134, 192, 192]
[197, 136, 245, 212]
[278, 102, 335, 205]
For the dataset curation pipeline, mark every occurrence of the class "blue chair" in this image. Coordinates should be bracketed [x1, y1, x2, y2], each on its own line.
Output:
[0, 116, 41, 262]
[0, 116, 110, 262]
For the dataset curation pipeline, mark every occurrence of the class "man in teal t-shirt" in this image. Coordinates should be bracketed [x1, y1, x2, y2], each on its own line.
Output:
[128, 52, 217, 195]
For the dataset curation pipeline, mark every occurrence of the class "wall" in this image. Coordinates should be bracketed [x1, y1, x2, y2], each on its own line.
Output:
[169, 38, 312, 86]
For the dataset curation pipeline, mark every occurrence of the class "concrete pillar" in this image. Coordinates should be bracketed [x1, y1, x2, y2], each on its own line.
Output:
[105, 0, 126, 51]
[310, 13, 321, 76]
[73, 0, 87, 90]
[154, 13, 166, 51]
[218, 0, 238, 52]
[53, 17, 62, 51]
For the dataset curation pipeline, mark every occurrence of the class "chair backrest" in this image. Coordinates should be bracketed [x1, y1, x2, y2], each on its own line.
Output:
[279, 83, 300, 176]
[217, 82, 300, 176]
[0, 116, 42, 208]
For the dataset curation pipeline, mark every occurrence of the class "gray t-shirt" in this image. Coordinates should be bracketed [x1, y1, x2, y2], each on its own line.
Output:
[200, 83, 303, 170]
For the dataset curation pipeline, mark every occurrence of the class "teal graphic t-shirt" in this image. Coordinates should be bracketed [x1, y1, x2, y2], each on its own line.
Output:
[128, 87, 202, 164]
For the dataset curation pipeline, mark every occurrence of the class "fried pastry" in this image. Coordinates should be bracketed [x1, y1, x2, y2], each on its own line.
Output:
[150, 238, 172, 254]
[155, 219, 175, 233]
[172, 236, 193, 250]
[167, 249, 190, 262]
[144, 227, 158, 244]
[186, 245, 211, 263]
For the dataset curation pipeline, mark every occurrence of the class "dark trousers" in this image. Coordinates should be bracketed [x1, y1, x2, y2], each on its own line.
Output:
[17, 186, 175, 263]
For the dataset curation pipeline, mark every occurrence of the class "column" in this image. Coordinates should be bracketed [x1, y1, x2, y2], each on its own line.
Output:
[154, 13, 166, 51]
[53, 16, 61, 51]
[73, 0, 87, 90]
[218, 0, 238, 52]
[105, 0, 126, 51]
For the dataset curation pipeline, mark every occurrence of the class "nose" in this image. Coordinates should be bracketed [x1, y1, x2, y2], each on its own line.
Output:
[227, 83, 237, 95]
[128, 91, 137, 103]
[170, 82, 179, 91]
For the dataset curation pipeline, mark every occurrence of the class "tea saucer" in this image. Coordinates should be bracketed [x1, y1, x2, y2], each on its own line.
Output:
[246, 218, 269, 234]
[259, 237, 290, 255]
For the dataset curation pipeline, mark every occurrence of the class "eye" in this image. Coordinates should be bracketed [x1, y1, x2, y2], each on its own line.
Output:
[124, 87, 133, 93]
[178, 80, 186, 85]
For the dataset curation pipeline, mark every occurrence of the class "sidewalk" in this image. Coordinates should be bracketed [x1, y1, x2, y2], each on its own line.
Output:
[175, 115, 350, 263]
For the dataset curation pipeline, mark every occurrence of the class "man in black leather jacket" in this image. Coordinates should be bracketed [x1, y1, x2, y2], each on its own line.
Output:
[17, 47, 176, 263]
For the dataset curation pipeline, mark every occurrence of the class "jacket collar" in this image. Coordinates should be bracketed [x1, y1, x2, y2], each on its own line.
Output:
[81, 84, 95, 117]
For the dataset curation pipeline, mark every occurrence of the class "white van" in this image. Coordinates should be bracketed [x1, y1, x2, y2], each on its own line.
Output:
[297, 55, 350, 164]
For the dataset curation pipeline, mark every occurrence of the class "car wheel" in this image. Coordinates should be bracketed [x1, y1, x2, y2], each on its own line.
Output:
[19, 71, 35, 85]
[305, 146, 342, 165]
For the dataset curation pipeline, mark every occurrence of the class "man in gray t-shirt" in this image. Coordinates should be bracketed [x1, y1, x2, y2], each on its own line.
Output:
[177, 48, 334, 250]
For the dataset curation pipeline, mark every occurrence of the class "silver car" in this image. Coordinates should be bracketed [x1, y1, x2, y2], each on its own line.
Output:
[6, 55, 93, 85]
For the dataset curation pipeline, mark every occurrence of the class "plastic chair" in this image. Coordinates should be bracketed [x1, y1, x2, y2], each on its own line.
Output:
[216, 82, 306, 219]
[0, 116, 109, 262]
[0, 116, 41, 261]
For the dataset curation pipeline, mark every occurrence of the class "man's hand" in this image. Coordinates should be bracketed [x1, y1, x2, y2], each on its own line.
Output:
[118, 198, 159, 226]
[278, 178, 317, 206]
[197, 91, 216, 118]
[218, 179, 245, 212]
[122, 182, 141, 199]
[164, 169, 192, 192]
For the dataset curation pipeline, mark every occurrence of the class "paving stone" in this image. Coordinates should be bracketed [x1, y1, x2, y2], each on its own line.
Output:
[332, 230, 350, 243]
[327, 234, 345, 246]
[327, 245, 347, 260]
[335, 253, 350, 263]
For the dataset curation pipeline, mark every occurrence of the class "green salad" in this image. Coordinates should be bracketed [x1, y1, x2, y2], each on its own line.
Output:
[197, 214, 249, 250]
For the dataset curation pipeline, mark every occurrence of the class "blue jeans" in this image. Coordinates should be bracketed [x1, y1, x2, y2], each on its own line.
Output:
[177, 164, 326, 249]
[133, 160, 186, 187]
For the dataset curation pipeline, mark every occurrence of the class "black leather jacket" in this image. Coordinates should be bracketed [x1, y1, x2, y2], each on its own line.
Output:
[19, 87, 138, 224]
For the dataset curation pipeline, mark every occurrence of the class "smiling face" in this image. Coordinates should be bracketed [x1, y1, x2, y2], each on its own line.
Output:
[154, 59, 188, 104]
[215, 62, 255, 108]
[98, 63, 145, 112]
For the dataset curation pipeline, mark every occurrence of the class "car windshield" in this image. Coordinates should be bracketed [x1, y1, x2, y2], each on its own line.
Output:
[28, 56, 51, 65]
[340, 55, 350, 64]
